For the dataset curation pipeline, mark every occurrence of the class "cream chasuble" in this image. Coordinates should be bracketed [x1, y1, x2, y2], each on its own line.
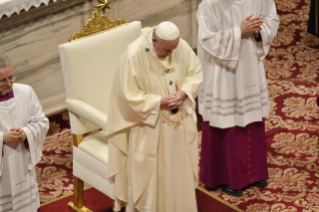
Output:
[0, 84, 49, 212]
[197, 0, 279, 128]
[106, 27, 203, 212]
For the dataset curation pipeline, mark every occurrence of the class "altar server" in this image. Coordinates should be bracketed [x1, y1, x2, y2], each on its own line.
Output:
[0, 54, 49, 211]
[106, 22, 202, 212]
[197, 0, 279, 196]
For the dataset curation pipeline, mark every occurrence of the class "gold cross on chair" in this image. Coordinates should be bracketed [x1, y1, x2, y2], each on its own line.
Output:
[95, 0, 113, 13]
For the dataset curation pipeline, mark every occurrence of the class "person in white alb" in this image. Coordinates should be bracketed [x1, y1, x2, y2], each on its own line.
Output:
[0, 54, 49, 212]
[197, 0, 279, 196]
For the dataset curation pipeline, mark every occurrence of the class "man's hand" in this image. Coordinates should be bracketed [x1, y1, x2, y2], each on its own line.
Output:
[161, 95, 175, 110]
[161, 91, 187, 110]
[3, 127, 26, 144]
[168, 91, 186, 108]
[241, 15, 263, 36]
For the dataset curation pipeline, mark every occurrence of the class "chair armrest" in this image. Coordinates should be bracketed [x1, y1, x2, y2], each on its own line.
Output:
[65, 99, 107, 130]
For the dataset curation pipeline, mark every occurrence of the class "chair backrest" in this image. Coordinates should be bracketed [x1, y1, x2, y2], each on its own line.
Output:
[59, 21, 142, 134]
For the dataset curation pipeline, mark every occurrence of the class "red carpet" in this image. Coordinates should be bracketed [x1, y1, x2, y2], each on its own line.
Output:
[41, 187, 114, 212]
[265, 79, 319, 137]
[40, 187, 240, 212]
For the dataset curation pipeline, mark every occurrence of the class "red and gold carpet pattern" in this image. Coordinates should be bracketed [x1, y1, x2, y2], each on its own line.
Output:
[36, 112, 90, 204]
[265, 0, 319, 82]
[37, 111, 73, 203]
[266, 79, 319, 137]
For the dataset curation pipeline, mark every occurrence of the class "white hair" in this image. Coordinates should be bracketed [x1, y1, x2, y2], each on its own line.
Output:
[0, 54, 12, 69]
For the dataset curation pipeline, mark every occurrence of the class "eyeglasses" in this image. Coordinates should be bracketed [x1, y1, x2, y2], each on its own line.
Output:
[0, 75, 16, 86]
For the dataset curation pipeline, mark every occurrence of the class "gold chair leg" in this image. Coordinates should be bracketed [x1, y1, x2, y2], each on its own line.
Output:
[68, 134, 92, 212]
[74, 176, 84, 208]
[68, 177, 93, 212]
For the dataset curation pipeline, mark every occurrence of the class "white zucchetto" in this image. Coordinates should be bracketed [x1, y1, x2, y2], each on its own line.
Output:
[155, 21, 180, 41]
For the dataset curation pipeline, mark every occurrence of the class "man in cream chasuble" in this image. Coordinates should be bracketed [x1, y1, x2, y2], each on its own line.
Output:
[106, 22, 203, 212]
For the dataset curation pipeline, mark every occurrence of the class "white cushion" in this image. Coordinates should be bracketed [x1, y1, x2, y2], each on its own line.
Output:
[73, 147, 109, 181]
[73, 131, 113, 197]
[73, 159, 114, 199]
[78, 130, 109, 165]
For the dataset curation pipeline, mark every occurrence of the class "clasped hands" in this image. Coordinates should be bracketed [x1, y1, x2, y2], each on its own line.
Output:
[3, 127, 26, 144]
[161, 91, 187, 110]
[241, 15, 263, 36]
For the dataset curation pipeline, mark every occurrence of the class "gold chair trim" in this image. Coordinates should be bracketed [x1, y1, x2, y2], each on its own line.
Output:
[69, 11, 127, 42]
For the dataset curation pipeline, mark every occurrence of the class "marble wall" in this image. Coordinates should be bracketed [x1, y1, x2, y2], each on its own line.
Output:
[0, 0, 201, 116]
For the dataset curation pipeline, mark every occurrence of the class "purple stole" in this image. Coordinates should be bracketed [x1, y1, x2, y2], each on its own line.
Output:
[0, 89, 14, 102]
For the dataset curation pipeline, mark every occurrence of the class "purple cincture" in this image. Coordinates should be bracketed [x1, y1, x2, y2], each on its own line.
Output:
[0, 89, 14, 102]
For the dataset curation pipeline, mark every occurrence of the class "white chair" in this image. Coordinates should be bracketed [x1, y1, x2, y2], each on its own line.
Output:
[59, 12, 142, 212]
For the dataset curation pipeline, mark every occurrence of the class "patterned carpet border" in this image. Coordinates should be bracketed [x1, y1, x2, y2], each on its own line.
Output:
[196, 187, 244, 212]
[40, 186, 93, 207]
